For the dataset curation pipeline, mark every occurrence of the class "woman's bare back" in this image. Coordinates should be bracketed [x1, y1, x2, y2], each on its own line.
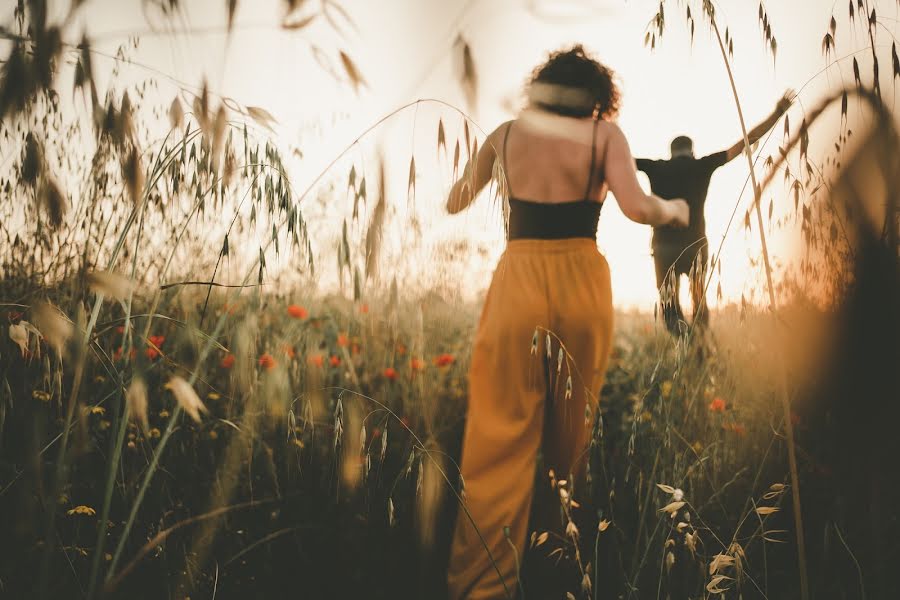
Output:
[498, 110, 611, 205]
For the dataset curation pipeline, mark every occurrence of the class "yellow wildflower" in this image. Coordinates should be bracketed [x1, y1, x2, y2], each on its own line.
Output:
[66, 505, 96, 516]
[660, 381, 673, 399]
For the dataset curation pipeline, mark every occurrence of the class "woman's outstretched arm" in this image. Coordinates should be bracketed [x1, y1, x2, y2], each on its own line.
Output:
[446, 126, 502, 214]
[603, 123, 689, 227]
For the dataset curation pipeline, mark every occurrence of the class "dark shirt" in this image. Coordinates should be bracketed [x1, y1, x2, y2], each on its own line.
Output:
[635, 152, 728, 247]
[507, 198, 602, 240]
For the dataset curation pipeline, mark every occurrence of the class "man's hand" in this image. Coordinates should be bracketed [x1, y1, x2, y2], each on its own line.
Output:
[775, 89, 795, 116]
[668, 199, 690, 228]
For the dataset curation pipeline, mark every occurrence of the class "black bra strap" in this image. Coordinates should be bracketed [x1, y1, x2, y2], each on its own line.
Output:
[502, 121, 514, 198]
[583, 118, 600, 200]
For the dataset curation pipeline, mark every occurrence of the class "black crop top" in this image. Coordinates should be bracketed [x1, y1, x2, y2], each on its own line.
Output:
[503, 118, 605, 241]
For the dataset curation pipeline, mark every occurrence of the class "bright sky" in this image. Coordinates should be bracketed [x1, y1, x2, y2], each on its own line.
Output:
[42, 0, 900, 308]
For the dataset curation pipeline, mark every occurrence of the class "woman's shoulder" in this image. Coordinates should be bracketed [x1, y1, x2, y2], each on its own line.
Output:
[475, 120, 514, 154]
[597, 119, 623, 137]
[489, 119, 516, 139]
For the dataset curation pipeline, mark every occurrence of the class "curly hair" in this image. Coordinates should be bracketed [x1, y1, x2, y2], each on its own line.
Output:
[526, 45, 621, 120]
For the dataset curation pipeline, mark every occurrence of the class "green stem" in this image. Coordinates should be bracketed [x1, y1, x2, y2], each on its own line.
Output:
[86, 391, 129, 598]
[105, 402, 184, 581]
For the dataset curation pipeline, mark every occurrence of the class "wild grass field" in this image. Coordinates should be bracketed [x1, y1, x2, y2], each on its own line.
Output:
[0, 1, 898, 599]
[0, 293, 820, 599]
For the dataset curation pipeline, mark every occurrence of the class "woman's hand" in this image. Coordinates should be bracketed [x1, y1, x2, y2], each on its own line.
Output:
[447, 124, 503, 214]
[667, 199, 690, 228]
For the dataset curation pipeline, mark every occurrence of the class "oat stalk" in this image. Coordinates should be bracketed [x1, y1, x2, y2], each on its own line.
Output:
[707, 13, 808, 600]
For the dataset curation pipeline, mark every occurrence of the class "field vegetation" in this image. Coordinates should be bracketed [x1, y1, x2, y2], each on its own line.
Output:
[0, 1, 897, 598]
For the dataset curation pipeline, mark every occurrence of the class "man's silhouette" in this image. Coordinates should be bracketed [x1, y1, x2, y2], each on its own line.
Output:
[636, 92, 792, 336]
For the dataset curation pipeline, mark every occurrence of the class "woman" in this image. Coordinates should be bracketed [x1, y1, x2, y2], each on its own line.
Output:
[445, 45, 689, 599]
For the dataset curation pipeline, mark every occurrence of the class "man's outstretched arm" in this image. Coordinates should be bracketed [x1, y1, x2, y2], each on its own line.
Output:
[722, 90, 794, 163]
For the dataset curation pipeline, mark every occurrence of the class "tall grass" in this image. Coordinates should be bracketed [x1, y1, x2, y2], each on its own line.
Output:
[0, 1, 897, 598]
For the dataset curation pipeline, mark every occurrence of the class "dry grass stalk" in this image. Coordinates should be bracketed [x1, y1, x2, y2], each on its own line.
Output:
[165, 376, 208, 423]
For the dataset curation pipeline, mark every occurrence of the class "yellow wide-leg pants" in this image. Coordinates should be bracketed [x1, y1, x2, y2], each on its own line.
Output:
[447, 238, 614, 599]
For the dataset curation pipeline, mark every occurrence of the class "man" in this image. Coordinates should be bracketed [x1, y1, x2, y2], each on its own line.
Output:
[636, 91, 792, 336]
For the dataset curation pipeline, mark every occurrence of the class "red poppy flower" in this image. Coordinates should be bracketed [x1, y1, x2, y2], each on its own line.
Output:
[396, 343, 407, 356]
[282, 344, 296, 358]
[337, 333, 349, 348]
[383, 367, 398, 381]
[329, 354, 341, 367]
[410, 358, 425, 372]
[308, 354, 324, 368]
[729, 423, 747, 436]
[259, 353, 277, 371]
[221, 353, 236, 369]
[709, 397, 726, 412]
[359, 303, 369, 314]
[115, 325, 125, 334]
[145, 335, 165, 360]
[433, 353, 455, 367]
[287, 305, 308, 319]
